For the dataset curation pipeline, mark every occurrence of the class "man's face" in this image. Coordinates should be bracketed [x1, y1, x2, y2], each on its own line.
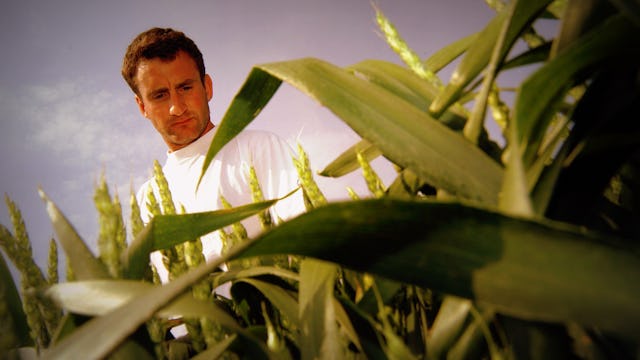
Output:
[134, 50, 213, 152]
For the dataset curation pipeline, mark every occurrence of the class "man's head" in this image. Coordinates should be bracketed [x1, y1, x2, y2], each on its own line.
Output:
[122, 28, 206, 96]
[122, 28, 213, 152]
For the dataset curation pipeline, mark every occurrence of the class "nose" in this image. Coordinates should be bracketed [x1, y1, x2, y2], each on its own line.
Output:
[169, 94, 186, 116]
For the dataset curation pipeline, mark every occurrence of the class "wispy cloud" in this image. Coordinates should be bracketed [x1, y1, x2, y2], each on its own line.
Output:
[25, 80, 158, 162]
[14, 79, 165, 190]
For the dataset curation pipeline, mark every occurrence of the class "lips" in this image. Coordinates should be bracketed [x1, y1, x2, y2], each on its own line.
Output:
[172, 117, 193, 127]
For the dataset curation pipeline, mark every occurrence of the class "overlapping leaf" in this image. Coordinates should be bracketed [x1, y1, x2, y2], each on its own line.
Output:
[429, 0, 553, 117]
[234, 199, 640, 338]
[514, 14, 640, 166]
[47, 280, 240, 330]
[122, 198, 280, 279]
[205, 58, 502, 204]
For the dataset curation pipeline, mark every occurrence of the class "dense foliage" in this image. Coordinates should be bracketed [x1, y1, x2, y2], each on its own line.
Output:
[2, 0, 640, 358]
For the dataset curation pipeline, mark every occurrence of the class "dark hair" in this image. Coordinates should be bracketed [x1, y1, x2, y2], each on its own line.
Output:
[121, 27, 206, 95]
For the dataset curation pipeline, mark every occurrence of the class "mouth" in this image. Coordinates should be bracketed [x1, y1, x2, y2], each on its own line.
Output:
[172, 117, 193, 127]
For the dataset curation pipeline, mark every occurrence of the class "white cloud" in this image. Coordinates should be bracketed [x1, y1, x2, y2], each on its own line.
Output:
[16, 79, 165, 192]
[26, 81, 147, 161]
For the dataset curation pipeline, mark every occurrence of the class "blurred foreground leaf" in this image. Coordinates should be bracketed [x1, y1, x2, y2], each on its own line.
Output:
[47, 280, 240, 330]
[236, 199, 640, 339]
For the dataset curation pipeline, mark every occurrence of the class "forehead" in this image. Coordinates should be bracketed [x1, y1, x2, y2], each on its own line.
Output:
[135, 51, 200, 92]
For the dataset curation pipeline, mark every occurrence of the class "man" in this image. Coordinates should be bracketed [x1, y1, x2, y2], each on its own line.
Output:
[122, 27, 304, 283]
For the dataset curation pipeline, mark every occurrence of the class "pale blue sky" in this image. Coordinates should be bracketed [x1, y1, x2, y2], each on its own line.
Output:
[0, 1, 544, 270]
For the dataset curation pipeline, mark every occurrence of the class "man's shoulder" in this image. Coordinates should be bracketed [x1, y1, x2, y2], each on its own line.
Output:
[227, 129, 292, 152]
[233, 129, 282, 143]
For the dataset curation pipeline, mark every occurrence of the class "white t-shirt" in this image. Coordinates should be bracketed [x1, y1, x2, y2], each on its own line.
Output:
[137, 127, 304, 283]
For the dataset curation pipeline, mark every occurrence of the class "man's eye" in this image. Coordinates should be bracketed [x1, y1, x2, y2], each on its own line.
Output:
[152, 93, 167, 100]
[181, 85, 193, 91]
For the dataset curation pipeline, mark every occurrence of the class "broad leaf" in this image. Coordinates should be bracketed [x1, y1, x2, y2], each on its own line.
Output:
[501, 42, 552, 70]
[47, 280, 240, 330]
[199, 68, 282, 188]
[235, 278, 299, 330]
[423, 32, 478, 74]
[299, 259, 341, 360]
[42, 239, 269, 360]
[0, 249, 32, 348]
[122, 198, 280, 279]
[204, 57, 501, 204]
[429, 0, 553, 117]
[426, 296, 472, 359]
[347, 60, 467, 128]
[319, 139, 381, 178]
[235, 199, 640, 338]
[39, 189, 110, 280]
[515, 14, 639, 166]
[258, 58, 502, 204]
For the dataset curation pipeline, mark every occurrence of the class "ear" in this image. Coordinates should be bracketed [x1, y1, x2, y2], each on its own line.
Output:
[204, 74, 213, 101]
[135, 95, 147, 118]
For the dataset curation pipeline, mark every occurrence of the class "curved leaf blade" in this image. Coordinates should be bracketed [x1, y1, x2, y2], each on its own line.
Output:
[429, 0, 553, 117]
[235, 199, 640, 338]
[42, 239, 268, 359]
[39, 189, 110, 280]
[235, 278, 299, 329]
[122, 198, 280, 279]
[348, 59, 467, 128]
[0, 250, 32, 348]
[515, 14, 639, 165]
[319, 139, 381, 178]
[198, 67, 282, 189]
[46, 280, 241, 331]
[423, 32, 478, 74]
[257, 58, 502, 204]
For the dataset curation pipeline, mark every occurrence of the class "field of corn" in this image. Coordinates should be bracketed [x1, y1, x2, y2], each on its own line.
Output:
[2, 0, 640, 358]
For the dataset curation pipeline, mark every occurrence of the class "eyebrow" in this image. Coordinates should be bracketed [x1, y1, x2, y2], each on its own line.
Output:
[146, 78, 197, 99]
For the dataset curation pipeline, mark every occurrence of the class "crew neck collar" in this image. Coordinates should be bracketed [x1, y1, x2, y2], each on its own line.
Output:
[167, 126, 216, 160]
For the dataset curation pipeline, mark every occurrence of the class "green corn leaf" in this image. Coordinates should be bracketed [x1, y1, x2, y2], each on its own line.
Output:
[198, 68, 282, 189]
[423, 32, 478, 74]
[234, 278, 299, 330]
[502, 42, 552, 70]
[0, 250, 32, 349]
[41, 238, 269, 360]
[426, 296, 472, 359]
[214, 265, 300, 286]
[515, 14, 639, 166]
[122, 197, 280, 279]
[429, 0, 553, 117]
[347, 60, 467, 128]
[202, 58, 501, 204]
[319, 139, 381, 178]
[446, 307, 496, 360]
[39, 189, 111, 280]
[299, 259, 341, 360]
[264, 58, 502, 204]
[463, 0, 517, 144]
[550, 0, 615, 58]
[337, 295, 387, 359]
[46, 280, 240, 331]
[235, 199, 640, 338]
